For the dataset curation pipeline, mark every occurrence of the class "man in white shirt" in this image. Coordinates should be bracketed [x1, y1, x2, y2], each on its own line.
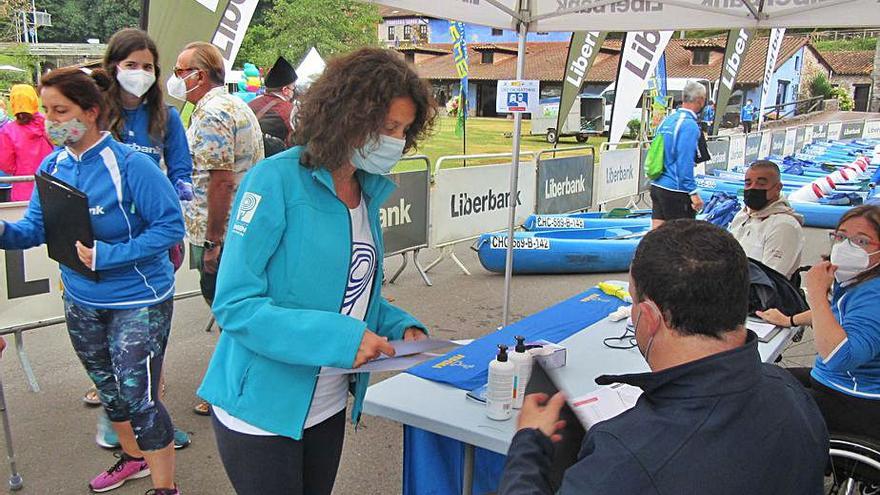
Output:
[729, 160, 805, 278]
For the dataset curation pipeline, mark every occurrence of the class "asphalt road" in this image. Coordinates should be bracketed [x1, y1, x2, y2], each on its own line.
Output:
[0, 226, 829, 495]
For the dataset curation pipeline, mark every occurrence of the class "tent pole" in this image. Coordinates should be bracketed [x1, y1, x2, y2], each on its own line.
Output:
[501, 20, 528, 327]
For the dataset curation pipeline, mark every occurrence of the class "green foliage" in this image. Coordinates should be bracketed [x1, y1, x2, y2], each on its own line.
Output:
[0, 43, 36, 93]
[808, 73, 833, 99]
[813, 37, 878, 52]
[237, 0, 381, 69]
[627, 118, 641, 138]
[830, 86, 854, 111]
[32, 0, 140, 43]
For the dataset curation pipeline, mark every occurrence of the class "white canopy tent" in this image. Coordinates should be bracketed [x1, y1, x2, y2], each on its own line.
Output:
[367, 0, 880, 326]
[295, 47, 327, 90]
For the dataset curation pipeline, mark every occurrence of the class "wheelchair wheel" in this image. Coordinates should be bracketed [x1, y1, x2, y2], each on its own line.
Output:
[825, 435, 880, 494]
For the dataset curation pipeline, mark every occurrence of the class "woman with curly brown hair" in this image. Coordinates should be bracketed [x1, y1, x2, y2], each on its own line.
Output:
[196, 47, 437, 495]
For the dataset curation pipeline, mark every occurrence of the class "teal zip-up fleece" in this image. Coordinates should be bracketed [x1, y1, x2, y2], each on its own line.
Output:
[197, 146, 426, 439]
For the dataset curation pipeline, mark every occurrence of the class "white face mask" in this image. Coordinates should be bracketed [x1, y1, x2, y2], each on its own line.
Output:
[165, 71, 199, 101]
[351, 134, 405, 175]
[830, 240, 880, 285]
[116, 68, 156, 98]
[633, 301, 659, 367]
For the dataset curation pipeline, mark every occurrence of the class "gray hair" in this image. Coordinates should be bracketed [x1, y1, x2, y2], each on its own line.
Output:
[683, 81, 707, 103]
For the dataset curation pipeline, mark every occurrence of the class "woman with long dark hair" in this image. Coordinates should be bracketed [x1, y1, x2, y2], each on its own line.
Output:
[0, 67, 183, 494]
[80, 28, 193, 451]
[198, 47, 436, 495]
[759, 205, 880, 442]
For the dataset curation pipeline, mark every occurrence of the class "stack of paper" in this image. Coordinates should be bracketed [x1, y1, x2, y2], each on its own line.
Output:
[319, 338, 457, 376]
[745, 320, 781, 342]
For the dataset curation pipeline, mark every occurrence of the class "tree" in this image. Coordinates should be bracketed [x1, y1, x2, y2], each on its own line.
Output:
[0, 0, 33, 42]
[32, 0, 140, 43]
[237, 0, 380, 69]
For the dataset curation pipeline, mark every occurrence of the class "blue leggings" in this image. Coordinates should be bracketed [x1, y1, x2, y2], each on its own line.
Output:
[64, 297, 174, 451]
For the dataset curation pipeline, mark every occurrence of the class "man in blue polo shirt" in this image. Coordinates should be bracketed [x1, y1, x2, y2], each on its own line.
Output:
[649, 81, 706, 229]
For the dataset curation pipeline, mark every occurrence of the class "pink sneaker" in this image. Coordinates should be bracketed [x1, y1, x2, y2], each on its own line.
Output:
[89, 453, 150, 493]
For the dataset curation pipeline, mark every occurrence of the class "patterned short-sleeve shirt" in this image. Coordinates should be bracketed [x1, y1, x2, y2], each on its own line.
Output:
[185, 86, 265, 245]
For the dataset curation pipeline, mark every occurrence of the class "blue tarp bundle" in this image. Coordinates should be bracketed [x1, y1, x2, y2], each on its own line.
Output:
[407, 287, 624, 391]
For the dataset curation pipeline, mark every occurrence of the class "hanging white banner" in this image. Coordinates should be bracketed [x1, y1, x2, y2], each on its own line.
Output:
[827, 122, 843, 141]
[804, 125, 814, 146]
[783, 127, 797, 156]
[609, 30, 674, 144]
[211, 0, 260, 73]
[757, 28, 785, 131]
[728, 134, 746, 170]
[430, 163, 537, 248]
[759, 131, 773, 159]
[865, 120, 880, 139]
[596, 148, 640, 205]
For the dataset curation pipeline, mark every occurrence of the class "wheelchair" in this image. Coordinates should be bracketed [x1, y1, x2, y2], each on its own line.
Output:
[825, 434, 880, 494]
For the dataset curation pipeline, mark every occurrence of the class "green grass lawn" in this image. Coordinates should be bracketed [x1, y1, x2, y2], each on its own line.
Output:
[395, 116, 608, 173]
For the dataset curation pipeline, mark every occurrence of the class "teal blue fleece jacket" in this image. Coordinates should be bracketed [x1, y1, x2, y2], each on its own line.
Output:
[197, 146, 426, 439]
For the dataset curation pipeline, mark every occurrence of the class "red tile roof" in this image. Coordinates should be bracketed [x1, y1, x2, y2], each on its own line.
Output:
[820, 50, 875, 76]
[408, 36, 816, 86]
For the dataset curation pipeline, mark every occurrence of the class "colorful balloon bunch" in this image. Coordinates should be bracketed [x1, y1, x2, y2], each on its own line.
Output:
[233, 63, 263, 103]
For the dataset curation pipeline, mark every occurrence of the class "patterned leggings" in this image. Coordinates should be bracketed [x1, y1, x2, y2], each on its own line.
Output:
[64, 297, 174, 451]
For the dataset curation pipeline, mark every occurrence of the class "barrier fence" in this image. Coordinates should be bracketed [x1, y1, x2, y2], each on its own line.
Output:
[382, 156, 432, 287]
[0, 116, 877, 388]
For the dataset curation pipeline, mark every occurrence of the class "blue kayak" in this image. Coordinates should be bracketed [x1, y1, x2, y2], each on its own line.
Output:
[523, 210, 652, 231]
[475, 226, 647, 274]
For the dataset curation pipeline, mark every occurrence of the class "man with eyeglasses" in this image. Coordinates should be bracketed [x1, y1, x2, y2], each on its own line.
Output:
[168, 41, 264, 416]
[729, 160, 805, 279]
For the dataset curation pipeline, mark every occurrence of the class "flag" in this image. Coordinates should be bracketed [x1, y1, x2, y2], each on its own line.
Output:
[758, 28, 786, 131]
[555, 31, 606, 141]
[609, 30, 673, 144]
[449, 21, 469, 137]
[148, 0, 259, 104]
[713, 29, 755, 135]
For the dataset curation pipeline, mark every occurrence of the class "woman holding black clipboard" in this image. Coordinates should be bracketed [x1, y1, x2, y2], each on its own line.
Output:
[0, 67, 184, 495]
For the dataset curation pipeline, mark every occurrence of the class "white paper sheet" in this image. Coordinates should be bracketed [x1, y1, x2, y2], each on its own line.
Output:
[746, 320, 778, 340]
[570, 383, 642, 429]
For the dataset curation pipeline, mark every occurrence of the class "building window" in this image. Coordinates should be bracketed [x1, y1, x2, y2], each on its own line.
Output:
[794, 56, 800, 70]
[491, 28, 503, 36]
[387, 26, 395, 41]
[418, 24, 428, 41]
[403, 24, 412, 40]
[692, 49, 710, 65]
[481, 51, 494, 64]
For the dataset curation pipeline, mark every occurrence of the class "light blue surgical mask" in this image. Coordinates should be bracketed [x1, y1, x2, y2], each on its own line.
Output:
[351, 134, 405, 175]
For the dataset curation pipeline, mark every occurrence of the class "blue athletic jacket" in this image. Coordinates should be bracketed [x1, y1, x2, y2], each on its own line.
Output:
[811, 277, 880, 400]
[741, 103, 755, 123]
[500, 332, 828, 494]
[702, 105, 715, 124]
[198, 146, 426, 440]
[120, 103, 193, 185]
[651, 108, 700, 194]
[0, 133, 184, 309]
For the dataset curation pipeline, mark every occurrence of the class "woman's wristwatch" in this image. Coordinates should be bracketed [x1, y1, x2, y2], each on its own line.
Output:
[789, 315, 796, 328]
[203, 239, 220, 251]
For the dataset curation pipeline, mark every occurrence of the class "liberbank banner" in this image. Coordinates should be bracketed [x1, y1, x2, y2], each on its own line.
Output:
[537, 155, 594, 214]
[0, 204, 201, 330]
[609, 30, 673, 144]
[148, 0, 258, 88]
[430, 163, 537, 247]
[556, 31, 607, 137]
[713, 29, 754, 136]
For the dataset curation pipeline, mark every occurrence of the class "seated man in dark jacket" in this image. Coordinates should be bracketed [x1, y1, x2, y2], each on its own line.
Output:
[500, 220, 829, 495]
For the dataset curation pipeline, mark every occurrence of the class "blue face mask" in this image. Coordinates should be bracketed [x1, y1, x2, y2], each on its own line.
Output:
[351, 134, 405, 175]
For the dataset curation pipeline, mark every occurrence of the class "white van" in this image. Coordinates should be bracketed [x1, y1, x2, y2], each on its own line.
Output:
[600, 78, 712, 129]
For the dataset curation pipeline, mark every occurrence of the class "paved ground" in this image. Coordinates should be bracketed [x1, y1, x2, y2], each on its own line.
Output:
[0, 226, 829, 495]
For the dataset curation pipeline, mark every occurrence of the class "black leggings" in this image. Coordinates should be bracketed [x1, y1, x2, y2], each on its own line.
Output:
[789, 367, 880, 442]
[212, 409, 346, 495]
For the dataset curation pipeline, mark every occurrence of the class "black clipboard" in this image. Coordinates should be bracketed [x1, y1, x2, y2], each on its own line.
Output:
[524, 362, 587, 491]
[35, 173, 98, 281]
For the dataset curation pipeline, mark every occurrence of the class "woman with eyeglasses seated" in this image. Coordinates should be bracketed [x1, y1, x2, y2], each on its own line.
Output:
[758, 205, 880, 442]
